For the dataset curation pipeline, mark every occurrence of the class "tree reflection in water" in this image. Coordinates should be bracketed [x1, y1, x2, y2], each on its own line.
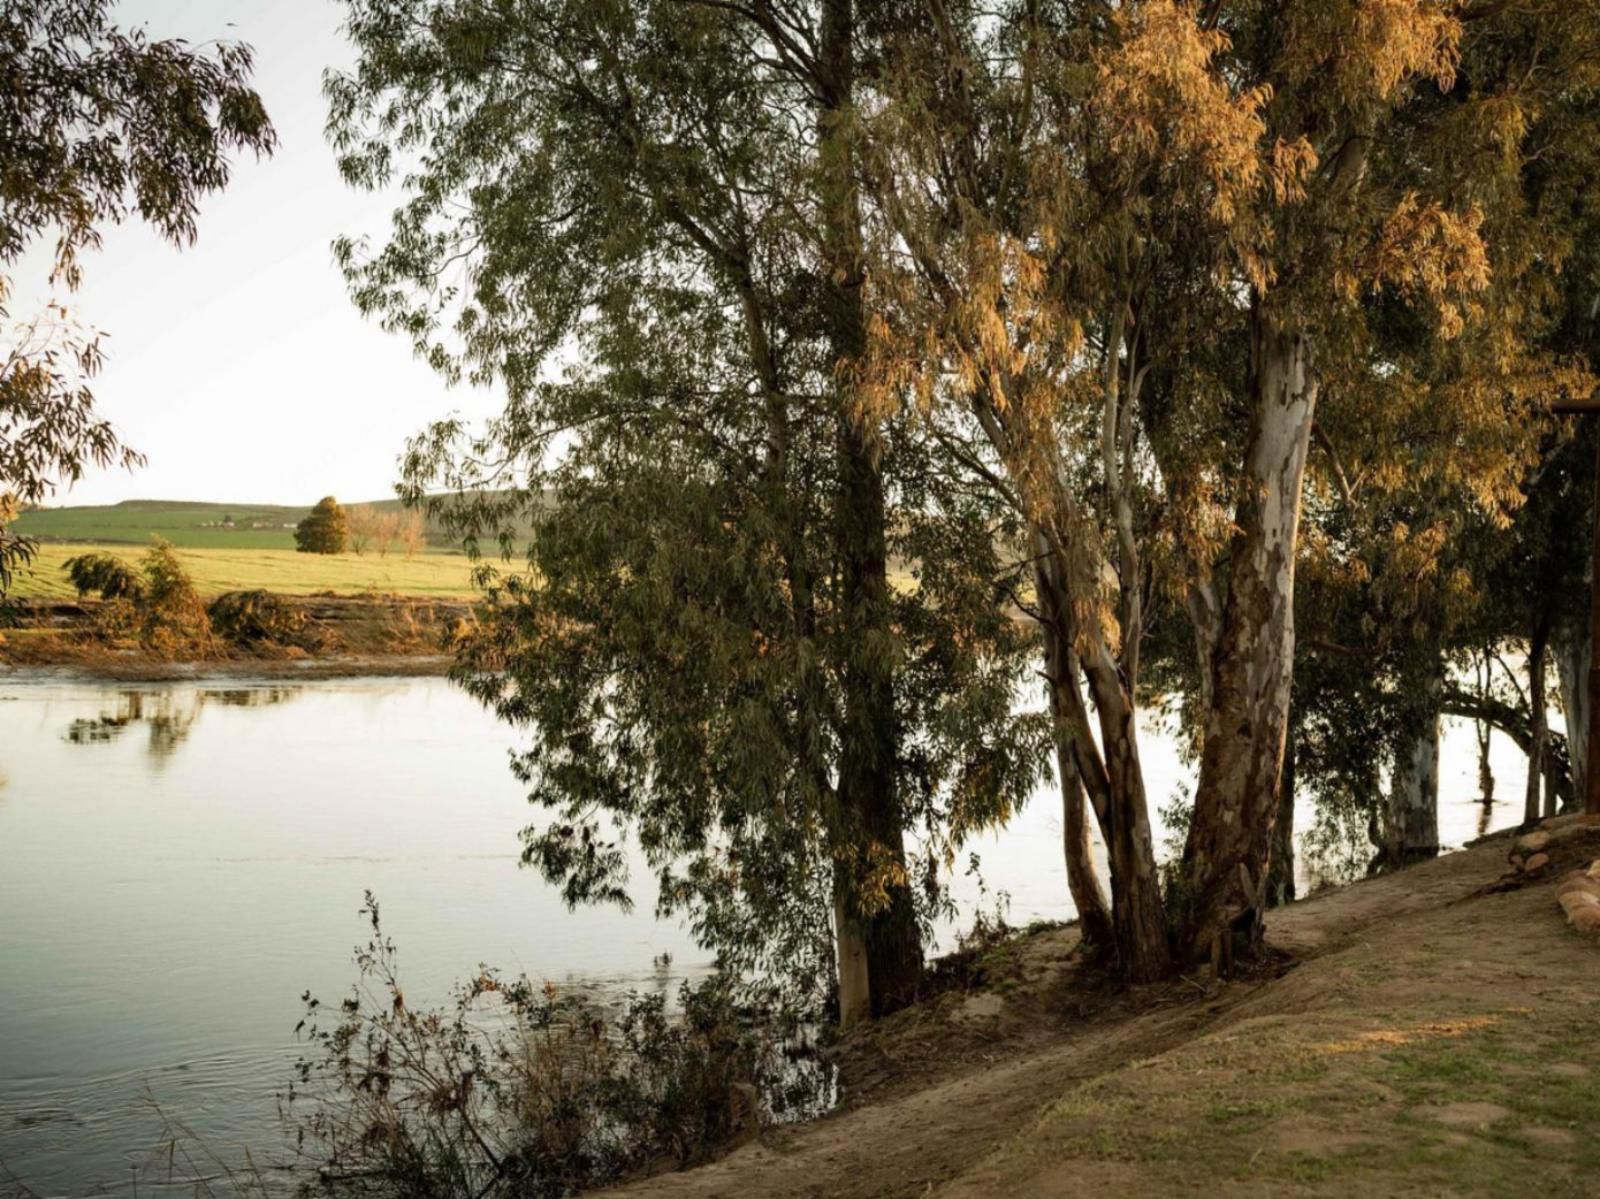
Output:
[63, 686, 302, 761]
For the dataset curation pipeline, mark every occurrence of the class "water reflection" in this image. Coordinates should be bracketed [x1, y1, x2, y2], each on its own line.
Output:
[62, 687, 301, 761]
[1474, 718, 1497, 838]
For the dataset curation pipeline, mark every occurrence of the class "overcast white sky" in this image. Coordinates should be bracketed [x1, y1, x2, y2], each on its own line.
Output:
[14, 0, 498, 508]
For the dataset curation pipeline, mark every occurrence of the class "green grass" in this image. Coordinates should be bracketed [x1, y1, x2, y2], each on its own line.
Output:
[11, 542, 480, 599]
[10, 498, 421, 550]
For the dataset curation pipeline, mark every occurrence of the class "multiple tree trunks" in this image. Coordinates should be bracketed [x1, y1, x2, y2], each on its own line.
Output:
[1182, 318, 1318, 960]
[1033, 544, 1168, 981]
[1037, 595, 1115, 953]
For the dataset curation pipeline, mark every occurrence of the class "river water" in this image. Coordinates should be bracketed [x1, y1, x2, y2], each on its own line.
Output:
[0, 674, 1533, 1196]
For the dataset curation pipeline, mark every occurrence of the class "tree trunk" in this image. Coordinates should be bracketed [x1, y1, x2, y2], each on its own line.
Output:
[819, 0, 920, 1019]
[1035, 563, 1115, 952]
[1388, 695, 1441, 867]
[1080, 649, 1172, 983]
[1526, 626, 1548, 826]
[1266, 725, 1296, 907]
[1181, 315, 1317, 960]
[1555, 618, 1589, 812]
[834, 889, 871, 1029]
[1031, 542, 1168, 980]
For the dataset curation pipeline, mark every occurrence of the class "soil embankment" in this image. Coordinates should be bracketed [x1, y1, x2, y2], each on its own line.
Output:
[600, 830, 1600, 1199]
[0, 595, 468, 679]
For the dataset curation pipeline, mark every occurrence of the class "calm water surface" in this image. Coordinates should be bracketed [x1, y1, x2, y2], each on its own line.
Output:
[0, 674, 1532, 1196]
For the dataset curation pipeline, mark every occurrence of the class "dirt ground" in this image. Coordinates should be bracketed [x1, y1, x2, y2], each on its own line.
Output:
[597, 832, 1600, 1199]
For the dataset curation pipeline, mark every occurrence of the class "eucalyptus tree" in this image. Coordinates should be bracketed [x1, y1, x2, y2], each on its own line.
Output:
[854, 0, 1600, 974]
[0, 0, 274, 596]
[329, 0, 1047, 1022]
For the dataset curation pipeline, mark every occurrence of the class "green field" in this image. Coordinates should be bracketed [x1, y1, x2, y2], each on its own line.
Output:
[10, 542, 482, 600]
[10, 498, 423, 550]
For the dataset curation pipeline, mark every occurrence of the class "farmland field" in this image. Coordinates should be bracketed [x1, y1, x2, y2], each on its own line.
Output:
[9, 499, 421, 550]
[9, 542, 482, 600]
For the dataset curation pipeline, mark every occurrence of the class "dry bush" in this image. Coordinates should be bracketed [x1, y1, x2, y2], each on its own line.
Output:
[288, 895, 829, 1198]
[208, 589, 311, 648]
[138, 539, 216, 658]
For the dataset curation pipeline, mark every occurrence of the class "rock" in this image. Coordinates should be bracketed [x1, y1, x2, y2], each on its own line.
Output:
[1509, 854, 1526, 871]
[1558, 890, 1600, 916]
[1555, 871, 1600, 901]
[1570, 906, 1600, 936]
[1588, 860, 1600, 881]
[1524, 852, 1551, 872]
[1518, 831, 1553, 854]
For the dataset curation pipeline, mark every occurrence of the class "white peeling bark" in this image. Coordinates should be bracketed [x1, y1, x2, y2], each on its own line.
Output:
[1389, 706, 1441, 866]
[1181, 316, 1317, 957]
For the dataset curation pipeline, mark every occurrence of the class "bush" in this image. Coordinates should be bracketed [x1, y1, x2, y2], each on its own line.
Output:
[208, 589, 309, 647]
[138, 539, 215, 658]
[295, 496, 348, 554]
[63, 551, 144, 601]
[289, 895, 830, 1198]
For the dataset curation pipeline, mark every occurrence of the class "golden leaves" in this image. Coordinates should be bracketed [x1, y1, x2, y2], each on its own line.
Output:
[1282, 0, 1464, 105]
[1341, 194, 1491, 338]
[1093, 0, 1279, 227]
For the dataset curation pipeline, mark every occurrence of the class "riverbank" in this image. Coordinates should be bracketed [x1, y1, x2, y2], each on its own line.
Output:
[599, 827, 1600, 1198]
[0, 595, 467, 679]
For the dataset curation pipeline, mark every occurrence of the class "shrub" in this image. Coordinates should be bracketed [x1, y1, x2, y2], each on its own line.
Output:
[295, 496, 348, 554]
[208, 589, 308, 646]
[138, 539, 215, 658]
[63, 551, 144, 601]
[289, 895, 830, 1198]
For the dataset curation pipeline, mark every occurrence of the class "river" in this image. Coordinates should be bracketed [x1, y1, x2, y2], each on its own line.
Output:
[0, 674, 1532, 1195]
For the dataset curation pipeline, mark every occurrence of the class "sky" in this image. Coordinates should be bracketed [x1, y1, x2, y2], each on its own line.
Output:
[13, 0, 501, 508]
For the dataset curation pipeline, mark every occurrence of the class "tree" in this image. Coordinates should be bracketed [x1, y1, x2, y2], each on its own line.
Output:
[0, 0, 274, 596]
[295, 496, 348, 555]
[346, 503, 381, 555]
[332, 0, 1047, 1021]
[395, 510, 426, 558]
[854, 0, 1600, 974]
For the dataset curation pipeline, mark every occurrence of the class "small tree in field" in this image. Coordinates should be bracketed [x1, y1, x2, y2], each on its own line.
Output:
[295, 496, 347, 554]
[395, 510, 425, 558]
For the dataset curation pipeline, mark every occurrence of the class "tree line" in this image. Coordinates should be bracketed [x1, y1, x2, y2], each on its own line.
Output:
[4, 0, 1600, 1031]
[329, 0, 1600, 1017]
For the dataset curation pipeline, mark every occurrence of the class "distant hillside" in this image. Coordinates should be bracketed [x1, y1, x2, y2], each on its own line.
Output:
[10, 497, 511, 550]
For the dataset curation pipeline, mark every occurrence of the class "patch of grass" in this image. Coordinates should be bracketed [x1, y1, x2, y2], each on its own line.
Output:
[9, 542, 478, 599]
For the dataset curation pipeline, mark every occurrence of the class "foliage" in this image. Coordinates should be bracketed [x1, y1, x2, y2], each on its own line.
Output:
[332, 0, 1051, 1009]
[0, 0, 275, 596]
[295, 496, 349, 555]
[62, 550, 143, 601]
[287, 894, 829, 1198]
[136, 538, 215, 658]
[346, 505, 429, 558]
[207, 589, 309, 647]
